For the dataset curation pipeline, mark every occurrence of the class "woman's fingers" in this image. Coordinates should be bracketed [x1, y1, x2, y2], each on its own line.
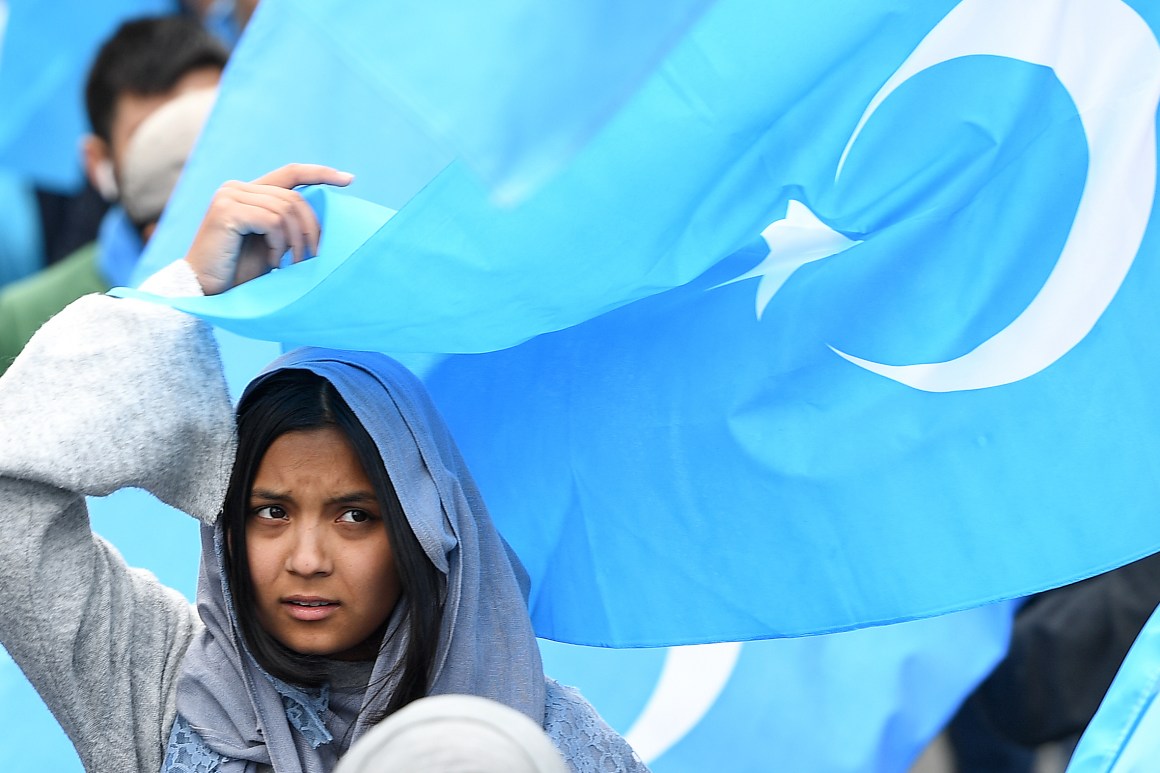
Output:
[185, 164, 352, 295]
[228, 187, 308, 262]
[249, 163, 350, 257]
[253, 163, 354, 191]
[227, 178, 330, 262]
[274, 184, 322, 262]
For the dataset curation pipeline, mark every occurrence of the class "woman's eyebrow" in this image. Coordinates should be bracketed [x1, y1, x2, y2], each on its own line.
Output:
[250, 488, 292, 502]
[325, 491, 379, 506]
[248, 490, 377, 505]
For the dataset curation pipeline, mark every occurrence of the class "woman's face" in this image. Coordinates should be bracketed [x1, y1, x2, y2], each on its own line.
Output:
[246, 426, 402, 660]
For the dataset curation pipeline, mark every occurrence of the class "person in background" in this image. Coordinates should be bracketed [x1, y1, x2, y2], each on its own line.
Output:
[32, 3, 246, 266]
[949, 552, 1160, 772]
[0, 16, 226, 376]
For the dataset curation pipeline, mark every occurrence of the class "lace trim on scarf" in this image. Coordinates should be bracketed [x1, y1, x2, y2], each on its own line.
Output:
[272, 677, 333, 749]
[543, 678, 650, 773]
[161, 714, 230, 773]
[162, 682, 332, 772]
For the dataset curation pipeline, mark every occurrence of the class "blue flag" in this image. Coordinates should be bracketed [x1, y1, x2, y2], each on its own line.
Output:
[127, 0, 1160, 646]
[543, 602, 1014, 772]
[0, 169, 41, 284]
[1067, 602, 1160, 772]
[0, 0, 176, 190]
[135, 0, 711, 280]
[287, 0, 714, 201]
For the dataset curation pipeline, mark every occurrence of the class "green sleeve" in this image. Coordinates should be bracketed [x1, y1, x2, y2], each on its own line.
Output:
[0, 242, 108, 375]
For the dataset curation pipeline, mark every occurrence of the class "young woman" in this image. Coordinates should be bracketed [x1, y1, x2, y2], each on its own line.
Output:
[0, 165, 646, 772]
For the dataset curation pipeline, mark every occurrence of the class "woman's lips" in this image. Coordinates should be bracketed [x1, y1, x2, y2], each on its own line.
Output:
[282, 597, 340, 622]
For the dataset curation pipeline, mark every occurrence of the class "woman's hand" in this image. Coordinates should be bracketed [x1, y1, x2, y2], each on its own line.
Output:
[184, 164, 354, 296]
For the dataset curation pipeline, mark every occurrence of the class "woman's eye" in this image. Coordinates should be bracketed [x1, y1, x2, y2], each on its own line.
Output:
[338, 509, 374, 524]
[252, 505, 287, 520]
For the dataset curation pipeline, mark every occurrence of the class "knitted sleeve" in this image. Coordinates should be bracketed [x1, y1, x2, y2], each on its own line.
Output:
[0, 260, 236, 773]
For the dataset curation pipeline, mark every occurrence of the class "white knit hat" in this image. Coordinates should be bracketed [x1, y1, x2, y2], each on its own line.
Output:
[334, 695, 569, 773]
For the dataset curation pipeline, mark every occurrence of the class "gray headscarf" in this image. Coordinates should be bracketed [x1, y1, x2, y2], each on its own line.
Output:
[168, 348, 547, 773]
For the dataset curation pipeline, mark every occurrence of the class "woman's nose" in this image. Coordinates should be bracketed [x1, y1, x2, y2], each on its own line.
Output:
[286, 522, 333, 576]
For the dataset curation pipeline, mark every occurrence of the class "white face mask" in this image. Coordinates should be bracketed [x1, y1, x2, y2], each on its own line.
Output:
[92, 158, 120, 202]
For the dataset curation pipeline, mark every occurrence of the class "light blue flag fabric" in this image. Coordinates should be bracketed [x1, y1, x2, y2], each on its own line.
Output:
[0, 169, 41, 285]
[133, 0, 711, 282]
[288, 0, 714, 202]
[1067, 603, 1160, 773]
[0, 0, 176, 190]
[543, 602, 1014, 772]
[125, 0, 1160, 646]
[0, 647, 83, 771]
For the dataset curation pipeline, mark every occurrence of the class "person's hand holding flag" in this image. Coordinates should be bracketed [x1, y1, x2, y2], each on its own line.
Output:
[184, 164, 353, 295]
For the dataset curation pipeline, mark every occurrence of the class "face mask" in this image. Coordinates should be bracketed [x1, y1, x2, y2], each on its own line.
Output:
[93, 158, 120, 202]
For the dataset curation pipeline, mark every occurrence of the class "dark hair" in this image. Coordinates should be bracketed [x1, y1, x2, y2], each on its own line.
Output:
[223, 369, 444, 719]
[84, 16, 228, 143]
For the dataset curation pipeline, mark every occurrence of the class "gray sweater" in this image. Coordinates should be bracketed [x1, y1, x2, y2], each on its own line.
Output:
[0, 261, 234, 773]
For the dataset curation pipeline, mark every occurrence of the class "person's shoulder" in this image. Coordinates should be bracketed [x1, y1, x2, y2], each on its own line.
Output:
[0, 242, 107, 315]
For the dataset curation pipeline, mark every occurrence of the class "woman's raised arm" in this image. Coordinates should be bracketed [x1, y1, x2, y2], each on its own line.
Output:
[0, 163, 347, 771]
[0, 280, 232, 771]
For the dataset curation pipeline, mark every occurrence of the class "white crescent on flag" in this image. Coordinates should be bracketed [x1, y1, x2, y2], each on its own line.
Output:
[831, 0, 1160, 392]
[622, 642, 743, 764]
